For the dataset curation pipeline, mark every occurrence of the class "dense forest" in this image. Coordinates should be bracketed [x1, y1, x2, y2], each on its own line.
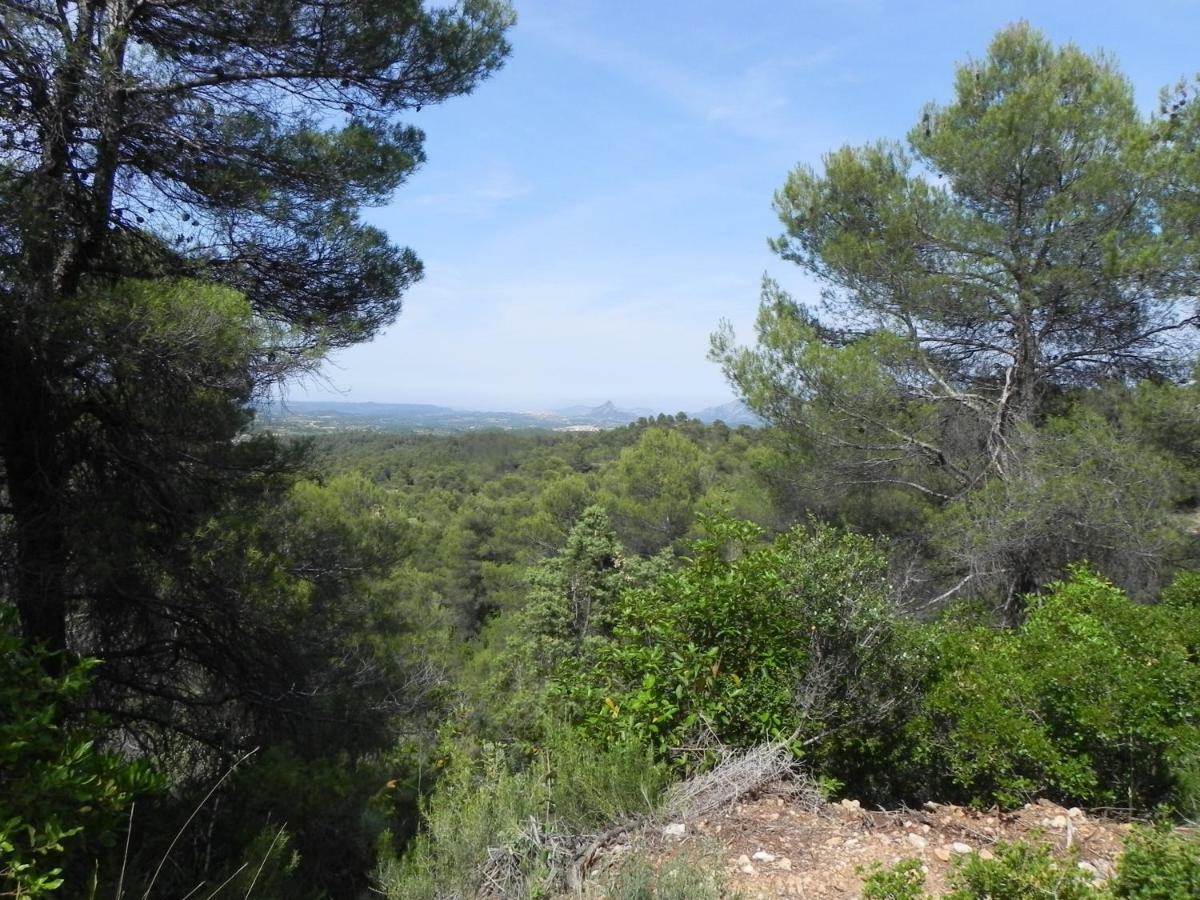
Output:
[3, 7, 1200, 899]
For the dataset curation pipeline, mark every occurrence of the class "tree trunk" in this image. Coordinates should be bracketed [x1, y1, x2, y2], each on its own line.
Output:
[0, 335, 70, 656]
[999, 562, 1039, 628]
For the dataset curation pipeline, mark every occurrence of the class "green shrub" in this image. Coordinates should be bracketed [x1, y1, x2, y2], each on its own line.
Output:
[945, 841, 1094, 899]
[0, 615, 157, 896]
[1108, 825, 1200, 898]
[607, 849, 738, 899]
[873, 828, 1200, 899]
[209, 747, 397, 900]
[1161, 570, 1200, 609]
[860, 857, 928, 899]
[918, 568, 1200, 809]
[377, 725, 666, 899]
[469, 506, 639, 748]
[559, 516, 912, 778]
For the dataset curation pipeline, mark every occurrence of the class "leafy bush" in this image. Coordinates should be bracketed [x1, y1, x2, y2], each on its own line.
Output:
[860, 858, 927, 899]
[1161, 570, 1200, 609]
[559, 516, 913, 778]
[931, 410, 1186, 611]
[864, 829, 1200, 900]
[918, 568, 1200, 809]
[1108, 825, 1200, 899]
[0, 616, 156, 896]
[945, 841, 1094, 900]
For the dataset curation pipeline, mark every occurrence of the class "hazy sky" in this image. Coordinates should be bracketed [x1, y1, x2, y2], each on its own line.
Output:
[300, 0, 1200, 412]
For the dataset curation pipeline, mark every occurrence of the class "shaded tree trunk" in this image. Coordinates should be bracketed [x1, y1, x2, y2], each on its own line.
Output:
[1, 334, 70, 655]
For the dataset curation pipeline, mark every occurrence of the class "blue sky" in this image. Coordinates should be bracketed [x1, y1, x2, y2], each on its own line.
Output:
[301, 0, 1200, 412]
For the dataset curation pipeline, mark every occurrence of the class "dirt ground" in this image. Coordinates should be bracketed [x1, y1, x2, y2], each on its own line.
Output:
[592, 792, 1133, 898]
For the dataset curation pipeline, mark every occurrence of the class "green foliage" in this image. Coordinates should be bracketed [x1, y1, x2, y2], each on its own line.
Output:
[210, 749, 396, 899]
[560, 516, 910, 775]
[945, 841, 1094, 900]
[1094, 377, 1200, 503]
[1162, 570, 1200, 609]
[860, 858, 928, 900]
[713, 23, 1200, 611]
[606, 850, 739, 899]
[0, 616, 157, 896]
[134, 471, 464, 898]
[306, 422, 773, 650]
[1108, 825, 1200, 899]
[2, 3, 513, 888]
[378, 725, 666, 900]
[918, 569, 1200, 809]
[225, 826, 302, 899]
[472, 506, 641, 745]
[933, 410, 1186, 606]
[603, 428, 707, 554]
[861, 830, 1200, 900]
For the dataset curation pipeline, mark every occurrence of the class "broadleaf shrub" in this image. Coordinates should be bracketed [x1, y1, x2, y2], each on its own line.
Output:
[917, 568, 1200, 809]
[1108, 824, 1200, 899]
[0, 614, 157, 896]
[860, 857, 927, 899]
[557, 517, 915, 778]
[860, 828, 1200, 899]
[945, 841, 1093, 899]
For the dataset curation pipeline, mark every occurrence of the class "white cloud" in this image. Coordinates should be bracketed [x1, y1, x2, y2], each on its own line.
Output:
[523, 13, 842, 142]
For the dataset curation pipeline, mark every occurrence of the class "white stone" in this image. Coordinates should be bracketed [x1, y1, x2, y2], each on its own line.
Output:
[906, 833, 928, 850]
[662, 822, 686, 838]
[951, 842, 972, 855]
[752, 850, 777, 863]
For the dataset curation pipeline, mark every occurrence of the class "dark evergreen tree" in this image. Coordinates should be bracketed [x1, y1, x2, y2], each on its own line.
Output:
[0, 0, 512, 657]
[713, 24, 1200, 613]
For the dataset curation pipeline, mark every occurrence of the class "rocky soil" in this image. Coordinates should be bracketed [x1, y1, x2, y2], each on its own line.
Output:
[591, 791, 1133, 898]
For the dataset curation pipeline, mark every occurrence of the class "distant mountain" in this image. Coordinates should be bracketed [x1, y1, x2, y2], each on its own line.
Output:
[554, 403, 600, 417]
[255, 398, 760, 435]
[691, 400, 762, 427]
